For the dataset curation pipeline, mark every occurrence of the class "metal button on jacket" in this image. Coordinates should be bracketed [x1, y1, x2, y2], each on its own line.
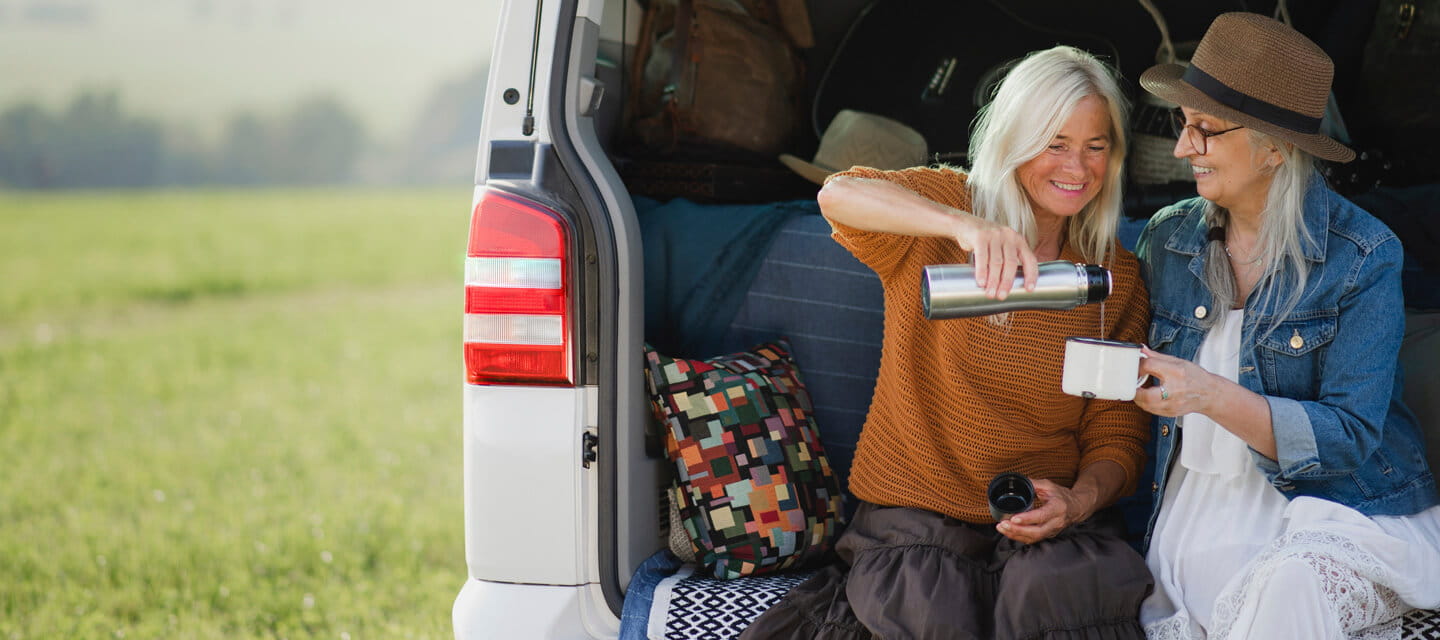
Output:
[1194, 305, 1208, 319]
[1290, 330, 1304, 349]
[1161, 425, 1170, 437]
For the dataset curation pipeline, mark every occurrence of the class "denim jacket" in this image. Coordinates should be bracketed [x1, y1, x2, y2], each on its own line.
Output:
[1136, 178, 1438, 549]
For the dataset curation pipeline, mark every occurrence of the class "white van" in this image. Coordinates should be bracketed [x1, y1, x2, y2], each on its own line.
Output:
[454, 2, 661, 636]
[453, 1, 1440, 638]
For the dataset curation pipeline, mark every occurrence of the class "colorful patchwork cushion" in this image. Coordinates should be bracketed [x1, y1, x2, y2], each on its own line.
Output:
[644, 340, 845, 579]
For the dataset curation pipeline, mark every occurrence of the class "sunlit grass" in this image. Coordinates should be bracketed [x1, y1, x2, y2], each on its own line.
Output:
[0, 189, 464, 323]
[0, 188, 470, 639]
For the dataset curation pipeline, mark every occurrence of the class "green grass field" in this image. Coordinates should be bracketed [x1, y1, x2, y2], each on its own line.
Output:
[0, 188, 469, 639]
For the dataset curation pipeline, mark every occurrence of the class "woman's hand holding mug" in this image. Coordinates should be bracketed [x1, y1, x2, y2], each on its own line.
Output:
[1133, 345, 1218, 416]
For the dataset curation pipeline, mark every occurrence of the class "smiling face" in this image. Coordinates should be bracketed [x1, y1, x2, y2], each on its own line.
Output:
[1174, 107, 1282, 216]
[1016, 94, 1113, 227]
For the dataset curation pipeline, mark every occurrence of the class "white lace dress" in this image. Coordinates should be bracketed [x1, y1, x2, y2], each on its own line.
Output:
[1141, 309, 1440, 640]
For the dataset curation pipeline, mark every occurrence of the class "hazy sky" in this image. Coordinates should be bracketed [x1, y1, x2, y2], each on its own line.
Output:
[0, 0, 502, 141]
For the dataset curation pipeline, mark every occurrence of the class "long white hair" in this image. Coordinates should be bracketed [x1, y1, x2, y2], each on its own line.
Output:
[1200, 132, 1316, 341]
[966, 46, 1129, 265]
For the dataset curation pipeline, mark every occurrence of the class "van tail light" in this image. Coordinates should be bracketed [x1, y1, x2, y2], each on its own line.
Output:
[464, 191, 573, 386]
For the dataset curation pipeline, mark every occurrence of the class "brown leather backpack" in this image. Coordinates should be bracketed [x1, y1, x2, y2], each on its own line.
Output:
[628, 0, 811, 157]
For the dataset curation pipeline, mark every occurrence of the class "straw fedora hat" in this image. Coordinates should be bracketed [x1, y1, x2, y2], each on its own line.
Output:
[779, 110, 928, 185]
[1140, 12, 1354, 163]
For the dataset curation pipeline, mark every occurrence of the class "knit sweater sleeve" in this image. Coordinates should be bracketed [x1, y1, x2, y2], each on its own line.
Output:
[822, 165, 973, 280]
[1074, 247, 1153, 496]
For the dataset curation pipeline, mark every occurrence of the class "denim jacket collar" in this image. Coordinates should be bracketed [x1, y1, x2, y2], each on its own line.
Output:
[1162, 176, 1332, 262]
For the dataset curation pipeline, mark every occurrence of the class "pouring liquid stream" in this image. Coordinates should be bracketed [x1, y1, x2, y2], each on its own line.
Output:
[1100, 300, 1106, 341]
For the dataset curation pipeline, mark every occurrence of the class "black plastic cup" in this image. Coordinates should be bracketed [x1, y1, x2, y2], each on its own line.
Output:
[988, 472, 1035, 521]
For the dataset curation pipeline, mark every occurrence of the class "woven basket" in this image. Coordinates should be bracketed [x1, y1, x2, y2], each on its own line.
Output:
[1131, 93, 1196, 185]
[1132, 133, 1194, 185]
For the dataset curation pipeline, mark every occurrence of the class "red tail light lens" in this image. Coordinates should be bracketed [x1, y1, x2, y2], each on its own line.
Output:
[464, 191, 572, 385]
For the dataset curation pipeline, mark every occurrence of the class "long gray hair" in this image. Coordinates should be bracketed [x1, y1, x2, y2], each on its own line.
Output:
[1200, 130, 1317, 342]
[967, 45, 1129, 265]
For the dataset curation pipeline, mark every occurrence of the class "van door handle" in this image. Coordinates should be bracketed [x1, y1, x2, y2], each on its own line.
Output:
[578, 76, 605, 117]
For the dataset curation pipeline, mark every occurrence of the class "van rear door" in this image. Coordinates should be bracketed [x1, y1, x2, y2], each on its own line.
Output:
[456, 0, 663, 636]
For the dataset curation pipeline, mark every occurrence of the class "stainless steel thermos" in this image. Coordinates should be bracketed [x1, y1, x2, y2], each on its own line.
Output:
[922, 261, 1111, 319]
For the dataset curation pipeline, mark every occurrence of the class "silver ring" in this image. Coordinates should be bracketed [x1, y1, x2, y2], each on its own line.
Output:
[1160, 386, 1170, 401]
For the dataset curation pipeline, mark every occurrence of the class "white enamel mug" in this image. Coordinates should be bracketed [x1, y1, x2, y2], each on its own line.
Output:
[1061, 337, 1148, 401]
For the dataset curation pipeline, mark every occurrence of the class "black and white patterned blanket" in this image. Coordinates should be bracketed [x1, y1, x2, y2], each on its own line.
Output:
[647, 566, 815, 640]
[643, 565, 1440, 640]
[1405, 608, 1440, 640]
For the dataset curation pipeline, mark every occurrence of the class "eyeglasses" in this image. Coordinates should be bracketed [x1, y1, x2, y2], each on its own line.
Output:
[1170, 111, 1245, 155]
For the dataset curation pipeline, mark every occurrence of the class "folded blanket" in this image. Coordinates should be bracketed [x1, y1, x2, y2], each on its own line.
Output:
[646, 563, 816, 640]
[638, 196, 821, 358]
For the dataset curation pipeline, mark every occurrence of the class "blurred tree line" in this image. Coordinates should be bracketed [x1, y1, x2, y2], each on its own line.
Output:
[0, 64, 488, 189]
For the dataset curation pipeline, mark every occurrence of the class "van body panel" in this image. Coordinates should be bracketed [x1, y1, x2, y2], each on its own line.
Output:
[462, 384, 586, 584]
[452, 579, 619, 640]
[478, 0, 560, 153]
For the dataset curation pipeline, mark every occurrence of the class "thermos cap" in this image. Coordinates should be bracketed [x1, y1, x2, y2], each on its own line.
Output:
[987, 472, 1035, 521]
[1083, 264, 1112, 303]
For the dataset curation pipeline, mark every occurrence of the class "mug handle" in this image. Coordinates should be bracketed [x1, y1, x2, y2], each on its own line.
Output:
[1134, 350, 1151, 389]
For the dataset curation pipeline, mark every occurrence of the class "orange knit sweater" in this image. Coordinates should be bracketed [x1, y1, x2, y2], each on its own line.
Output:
[830, 165, 1151, 523]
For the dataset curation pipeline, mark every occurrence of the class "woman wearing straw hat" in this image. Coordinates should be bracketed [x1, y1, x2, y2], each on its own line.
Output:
[1131, 12, 1440, 639]
[742, 45, 1153, 640]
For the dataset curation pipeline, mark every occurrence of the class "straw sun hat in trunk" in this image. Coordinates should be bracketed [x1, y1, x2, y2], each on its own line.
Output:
[779, 110, 928, 185]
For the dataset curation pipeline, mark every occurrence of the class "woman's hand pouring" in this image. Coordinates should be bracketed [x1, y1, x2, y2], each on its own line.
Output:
[954, 216, 1039, 300]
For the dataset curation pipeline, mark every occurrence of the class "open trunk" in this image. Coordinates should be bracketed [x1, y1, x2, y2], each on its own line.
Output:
[456, 2, 1440, 638]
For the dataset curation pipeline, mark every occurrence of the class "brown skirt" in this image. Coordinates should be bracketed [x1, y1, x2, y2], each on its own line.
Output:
[739, 502, 1153, 640]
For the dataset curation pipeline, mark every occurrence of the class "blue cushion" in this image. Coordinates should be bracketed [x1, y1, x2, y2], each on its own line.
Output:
[718, 214, 884, 517]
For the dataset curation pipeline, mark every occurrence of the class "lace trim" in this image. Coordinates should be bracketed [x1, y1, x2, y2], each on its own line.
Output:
[1144, 613, 1200, 640]
[1208, 528, 1408, 640]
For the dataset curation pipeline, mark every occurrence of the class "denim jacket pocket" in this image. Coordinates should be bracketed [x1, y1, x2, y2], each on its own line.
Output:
[1255, 314, 1338, 399]
[1350, 418, 1435, 501]
[1148, 314, 1184, 352]
[1350, 448, 1400, 499]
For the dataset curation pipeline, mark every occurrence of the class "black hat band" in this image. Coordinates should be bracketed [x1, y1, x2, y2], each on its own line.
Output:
[1182, 65, 1322, 135]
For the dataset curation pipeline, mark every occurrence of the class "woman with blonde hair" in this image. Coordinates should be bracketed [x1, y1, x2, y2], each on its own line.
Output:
[741, 45, 1153, 640]
[1132, 13, 1440, 639]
